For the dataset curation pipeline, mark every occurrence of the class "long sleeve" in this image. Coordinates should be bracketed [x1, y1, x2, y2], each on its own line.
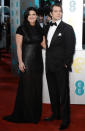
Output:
[64, 25, 76, 71]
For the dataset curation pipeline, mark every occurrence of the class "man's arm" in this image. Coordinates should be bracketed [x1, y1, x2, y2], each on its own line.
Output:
[64, 25, 76, 70]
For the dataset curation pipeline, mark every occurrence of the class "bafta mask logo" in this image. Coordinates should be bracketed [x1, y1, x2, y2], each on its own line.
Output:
[73, 57, 85, 73]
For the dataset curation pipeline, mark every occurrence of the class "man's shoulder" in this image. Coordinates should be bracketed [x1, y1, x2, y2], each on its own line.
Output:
[61, 21, 73, 30]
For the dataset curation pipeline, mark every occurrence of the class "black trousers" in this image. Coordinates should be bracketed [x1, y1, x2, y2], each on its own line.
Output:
[46, 67, 70, 123]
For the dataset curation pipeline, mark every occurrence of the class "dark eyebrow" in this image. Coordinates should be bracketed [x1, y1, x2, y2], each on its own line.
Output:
[29, 13, 36, 15]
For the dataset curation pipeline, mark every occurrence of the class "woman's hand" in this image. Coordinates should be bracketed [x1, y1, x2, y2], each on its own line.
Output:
[41, 41, 46, 49]
[41, 36, 46, 49]
[19, 61, 26, 72]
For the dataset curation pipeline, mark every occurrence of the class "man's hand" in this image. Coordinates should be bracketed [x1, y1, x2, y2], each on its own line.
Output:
[65, 64, 67, 68]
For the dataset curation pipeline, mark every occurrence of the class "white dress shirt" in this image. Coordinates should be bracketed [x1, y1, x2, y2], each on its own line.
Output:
[47, 19, 61, 48]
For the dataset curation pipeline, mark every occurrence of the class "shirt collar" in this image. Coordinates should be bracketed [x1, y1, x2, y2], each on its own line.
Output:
[50, 19, 61, 27]
[56, 19, 61, 26]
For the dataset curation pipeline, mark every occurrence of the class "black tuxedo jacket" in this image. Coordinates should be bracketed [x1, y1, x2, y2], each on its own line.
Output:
[43, 21, 76, 72]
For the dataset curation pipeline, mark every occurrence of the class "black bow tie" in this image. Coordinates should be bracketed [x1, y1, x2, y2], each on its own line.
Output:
[50, 22, 57, 26]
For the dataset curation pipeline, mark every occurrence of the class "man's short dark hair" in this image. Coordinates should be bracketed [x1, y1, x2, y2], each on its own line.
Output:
[50, 3, 63, 13]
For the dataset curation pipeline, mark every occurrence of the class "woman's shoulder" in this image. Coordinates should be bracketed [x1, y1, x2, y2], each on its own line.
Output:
[36, 21, 43, 32]
[16, 24, 25, 35]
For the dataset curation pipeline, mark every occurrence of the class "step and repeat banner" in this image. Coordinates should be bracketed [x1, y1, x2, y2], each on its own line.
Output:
[62, 0, 83, 50]
[10, 0, 85, 104]
[62, 0, 85, 104]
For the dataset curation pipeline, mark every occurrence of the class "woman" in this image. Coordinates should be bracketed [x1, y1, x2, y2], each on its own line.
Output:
[3, 7, 44, 123]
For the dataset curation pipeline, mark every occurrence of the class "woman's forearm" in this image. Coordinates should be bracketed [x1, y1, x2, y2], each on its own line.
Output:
[17, 47, 23, 64]
[16, 34, 23, 64]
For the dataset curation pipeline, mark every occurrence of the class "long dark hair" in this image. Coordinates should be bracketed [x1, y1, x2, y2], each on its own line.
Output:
[24, 7, 38, 23]
[23, 7, 41, 28]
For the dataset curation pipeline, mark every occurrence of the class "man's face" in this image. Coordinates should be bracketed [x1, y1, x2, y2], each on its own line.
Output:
[50, 6, 62, 22]
[39, 16, 44, 22]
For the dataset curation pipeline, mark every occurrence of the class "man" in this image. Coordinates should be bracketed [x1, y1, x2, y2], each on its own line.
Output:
[43, 3, 76, 130]
[45, 13, 52, 26]
[38, 14, 44, 28]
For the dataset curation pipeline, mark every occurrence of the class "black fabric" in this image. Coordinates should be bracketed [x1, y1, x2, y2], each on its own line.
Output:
[44, 21, 76, 72]
[16, 23, 43, 72]
[3, 22, 43, 123]
[46, 68, 70, 122]
[44, 21, 75, 123]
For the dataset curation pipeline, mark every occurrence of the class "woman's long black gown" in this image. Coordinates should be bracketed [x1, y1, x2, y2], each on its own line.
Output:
[3, 22, 43, 123]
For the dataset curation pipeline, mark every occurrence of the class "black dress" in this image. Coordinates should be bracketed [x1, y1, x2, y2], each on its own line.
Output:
[3, 22, 43, 123]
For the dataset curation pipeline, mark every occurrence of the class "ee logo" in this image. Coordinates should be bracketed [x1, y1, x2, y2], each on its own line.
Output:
[75, 80, 84, 96]
[69, 0, 76, 12]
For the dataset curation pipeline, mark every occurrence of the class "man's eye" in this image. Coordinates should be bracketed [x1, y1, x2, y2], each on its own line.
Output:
[32, 14, 36, 15]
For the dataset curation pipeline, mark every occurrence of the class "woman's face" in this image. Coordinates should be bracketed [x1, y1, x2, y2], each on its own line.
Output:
[27, 10, 37, 25]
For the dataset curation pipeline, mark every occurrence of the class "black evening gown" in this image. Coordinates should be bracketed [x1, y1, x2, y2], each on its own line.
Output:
[3, 22, 43, 123]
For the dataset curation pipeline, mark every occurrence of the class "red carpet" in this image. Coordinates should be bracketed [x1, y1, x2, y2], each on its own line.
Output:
[0, 50, 85, 131]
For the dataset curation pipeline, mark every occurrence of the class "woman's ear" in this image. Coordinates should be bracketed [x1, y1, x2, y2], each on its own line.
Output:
[50, 12, 52, 17]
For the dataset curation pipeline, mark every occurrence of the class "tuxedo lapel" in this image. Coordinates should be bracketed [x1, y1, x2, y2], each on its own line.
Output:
[49, 21, 63, 47]
[45, 24, 50, 48]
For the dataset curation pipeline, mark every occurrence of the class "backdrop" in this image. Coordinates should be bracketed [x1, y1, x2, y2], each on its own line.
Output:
[10, 0, 85, 104]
